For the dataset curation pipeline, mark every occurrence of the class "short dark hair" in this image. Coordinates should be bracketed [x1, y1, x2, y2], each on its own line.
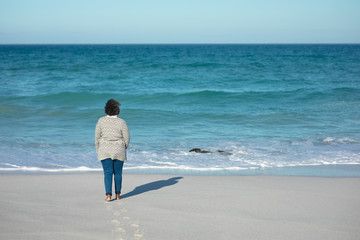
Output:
[105, 99, 120, 116]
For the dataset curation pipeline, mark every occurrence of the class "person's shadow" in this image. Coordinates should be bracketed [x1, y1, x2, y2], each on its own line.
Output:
[121, 177, 183, 199]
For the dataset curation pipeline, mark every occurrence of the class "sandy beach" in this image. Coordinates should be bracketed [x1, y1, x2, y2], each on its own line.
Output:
[0, 173, 359, 240]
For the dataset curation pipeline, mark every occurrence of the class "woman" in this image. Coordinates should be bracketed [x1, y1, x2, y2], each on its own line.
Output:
[95, 99, 130, 202]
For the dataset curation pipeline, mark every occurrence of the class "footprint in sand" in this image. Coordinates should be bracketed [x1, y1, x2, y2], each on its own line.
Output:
[111, 219, 120, 225]
[107, 203, 145, 239]
[134, 229, 145, 239]
[114, 227, 126, 233]
[130, 221, 139, 228]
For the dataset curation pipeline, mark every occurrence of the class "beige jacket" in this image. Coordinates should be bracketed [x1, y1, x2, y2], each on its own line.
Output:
[95, 116, 130, 161]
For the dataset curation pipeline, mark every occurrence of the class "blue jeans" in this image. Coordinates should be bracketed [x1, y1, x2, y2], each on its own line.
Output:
[101, 159, 124, 196]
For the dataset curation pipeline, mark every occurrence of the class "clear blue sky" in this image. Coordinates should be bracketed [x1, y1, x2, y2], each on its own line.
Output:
[1, 0, 359, 44]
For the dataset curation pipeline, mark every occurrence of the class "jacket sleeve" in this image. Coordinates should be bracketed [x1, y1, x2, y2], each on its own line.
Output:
[122, 120, 130, 149]
[95, 120, 101, 153]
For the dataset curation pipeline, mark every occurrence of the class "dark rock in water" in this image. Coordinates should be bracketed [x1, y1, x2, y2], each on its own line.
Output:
[189, 148, 232, 155]
[189, 148, 211, 153]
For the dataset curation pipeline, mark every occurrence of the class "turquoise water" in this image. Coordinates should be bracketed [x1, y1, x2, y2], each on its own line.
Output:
[0, 44, 360, 176]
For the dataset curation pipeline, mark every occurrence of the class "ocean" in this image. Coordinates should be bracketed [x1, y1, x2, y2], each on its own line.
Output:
[1, 44, 360, 176]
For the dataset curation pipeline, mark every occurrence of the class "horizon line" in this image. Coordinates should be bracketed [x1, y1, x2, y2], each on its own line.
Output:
[1, 43, 359, 45]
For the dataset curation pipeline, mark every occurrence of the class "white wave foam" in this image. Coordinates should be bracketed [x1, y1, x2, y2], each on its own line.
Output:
[0, 165, 101, 172]
[124, 165, 255, 171]
[1, 163, 360, 176]
[148, 160, 177, 166]
[322, 137, 359, 143]
[1, 163, 21, 168]
[2, 137, 360, 175]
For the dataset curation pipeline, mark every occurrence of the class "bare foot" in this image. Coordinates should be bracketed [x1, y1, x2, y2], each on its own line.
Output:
[105, 194, 111, 202]
[116, 194, 121, 200]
